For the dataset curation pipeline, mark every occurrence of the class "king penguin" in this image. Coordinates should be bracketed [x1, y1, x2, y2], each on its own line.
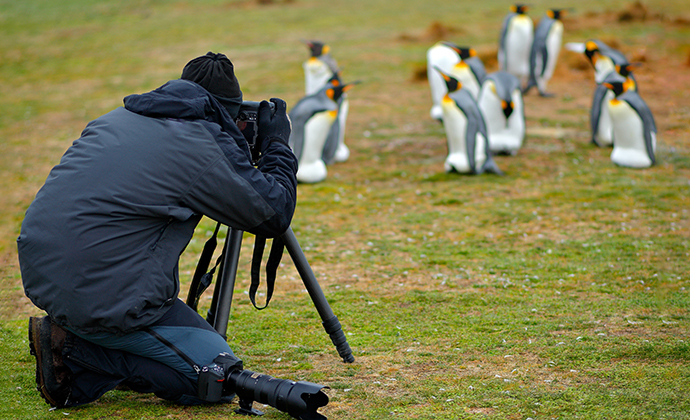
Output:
[590, 62, 638, 147]
[498, 4, 534, 89]
[303, 40, 339, 95]
[321, 71, 356, 164]
[428, 42, 487, 120]
[478, 71, 525, 154]
[435, 68, 502, 175]
[289, 82, 356, 183]
[603, 78, 656, 168]
[524, 8, 566, 96]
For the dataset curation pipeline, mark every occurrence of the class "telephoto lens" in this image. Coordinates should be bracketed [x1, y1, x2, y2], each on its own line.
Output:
[227, 369, 329, 420]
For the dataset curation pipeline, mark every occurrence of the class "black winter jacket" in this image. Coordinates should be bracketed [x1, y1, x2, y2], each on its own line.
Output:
[18, 79, 298, 335]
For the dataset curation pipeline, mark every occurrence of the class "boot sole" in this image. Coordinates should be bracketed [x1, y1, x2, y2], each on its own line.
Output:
[28, 317, 64, 408]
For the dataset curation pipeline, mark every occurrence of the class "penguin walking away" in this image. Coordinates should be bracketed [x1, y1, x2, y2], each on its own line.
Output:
[498, 4, 534, 88]
[435, 67, 503, 175]
[590, 63, 638, 147]
[524, 8, 566, 96]
[603, 78, 656, 168]
[478, 71, 525, 155]
[303, 40, 339, 95]
[427, 41, 487, 120]
[289, 82, 356, 183]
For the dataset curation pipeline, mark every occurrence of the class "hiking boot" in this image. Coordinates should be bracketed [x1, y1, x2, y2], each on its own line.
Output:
[29, 316, 72, 408]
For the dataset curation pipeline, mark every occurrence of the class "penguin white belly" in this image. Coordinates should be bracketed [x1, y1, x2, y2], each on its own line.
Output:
[594, 57, 615, 84]
[505, 17, 533, 81]
[334, 96, 350, 162]
[596, 90, 615, 147]
[296, 110, 337, 183]
[479, 87, 523, 153]
[304, 59, 331, 95]
[608, 100, 654, 168]
[505, 89, 525, 148]
[538, 22, 563, 92]
[428, 44, 460, 119]
[441, 98, 471, 173]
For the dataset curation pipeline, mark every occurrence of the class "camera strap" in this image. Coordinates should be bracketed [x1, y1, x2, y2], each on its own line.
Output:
[249, 235, 285, 310]
[186, 223, 222, 311]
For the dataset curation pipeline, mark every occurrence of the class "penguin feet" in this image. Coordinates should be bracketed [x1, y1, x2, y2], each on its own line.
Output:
[333, 143, 350, 163]
[296, 159, 328, 183]
[444, 154, 472, 174]
[538, 91, 556, 98]
[430, 106, 444, 121]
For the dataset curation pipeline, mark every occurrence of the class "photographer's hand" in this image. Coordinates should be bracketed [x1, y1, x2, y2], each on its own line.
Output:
[257, 98, 291, 149]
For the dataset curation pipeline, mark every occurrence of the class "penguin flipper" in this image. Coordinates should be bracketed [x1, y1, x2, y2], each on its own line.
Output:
[322, 120, 340, 164]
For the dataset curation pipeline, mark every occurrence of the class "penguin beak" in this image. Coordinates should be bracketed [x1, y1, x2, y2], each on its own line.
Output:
[469, 48, 477, 57]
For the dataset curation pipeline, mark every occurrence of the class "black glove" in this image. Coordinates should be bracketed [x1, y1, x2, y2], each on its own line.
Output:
[257, 98, 291, 148]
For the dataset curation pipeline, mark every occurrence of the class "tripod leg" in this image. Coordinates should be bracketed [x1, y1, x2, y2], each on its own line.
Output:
[281, 227, 355, 363]
[207, 228, 244, 339]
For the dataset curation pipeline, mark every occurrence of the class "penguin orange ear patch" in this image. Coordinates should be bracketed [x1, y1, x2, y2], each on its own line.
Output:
[326, 89, 335, 100]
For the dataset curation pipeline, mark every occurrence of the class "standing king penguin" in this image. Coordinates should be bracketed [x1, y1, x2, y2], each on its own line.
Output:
[289, 82, 355, 183]
[427, 41, 487, 120]
[478, 71, 526, 154]
[498, 4, 534, 89]
[524, 8, 567, 96]
[603, 78, 656, 168]
[590, 62, 638, 147]
[302, 40, 351, 163]
[303, 40, 339, 95]
[436, 68, 502, 175]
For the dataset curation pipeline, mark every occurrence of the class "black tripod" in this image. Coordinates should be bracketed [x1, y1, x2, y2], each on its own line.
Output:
[186, 226, 354, 364]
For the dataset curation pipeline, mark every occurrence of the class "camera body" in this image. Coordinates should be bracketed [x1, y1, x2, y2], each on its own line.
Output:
[236, 101, 275, 163]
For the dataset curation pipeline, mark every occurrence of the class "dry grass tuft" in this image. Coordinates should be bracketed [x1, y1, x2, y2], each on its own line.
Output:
[618, 1, 649, 22]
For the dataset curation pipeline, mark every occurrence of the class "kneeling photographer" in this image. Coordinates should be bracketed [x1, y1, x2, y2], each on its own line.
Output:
[18, 52, 326, 417]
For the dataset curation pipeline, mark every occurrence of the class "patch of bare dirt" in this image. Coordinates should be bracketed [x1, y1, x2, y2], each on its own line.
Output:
[398, 21, 465, 43]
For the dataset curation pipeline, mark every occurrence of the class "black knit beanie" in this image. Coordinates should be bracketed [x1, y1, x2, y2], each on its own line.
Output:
[181, 52, 243, 119]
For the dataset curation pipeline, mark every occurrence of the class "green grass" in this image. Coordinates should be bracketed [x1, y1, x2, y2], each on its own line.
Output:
[2, 0, 690, 418]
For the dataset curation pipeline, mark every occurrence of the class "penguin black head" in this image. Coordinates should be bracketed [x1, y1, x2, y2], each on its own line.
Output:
[584, 40, 601, 66]
[434, 66, 462, 93]
[603, 81, 626, 97]
[327, 70, 342, 86]
[304, 40, 329, 58]
[326, 81, 359, 103]
[511, 4, 529, 14]
[615, 62, 639, 78]
[546, 9, 566, 20]
[441, 41, 476, 60]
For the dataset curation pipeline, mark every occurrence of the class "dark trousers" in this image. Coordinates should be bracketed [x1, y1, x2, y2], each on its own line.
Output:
[61, 299, 239, 406]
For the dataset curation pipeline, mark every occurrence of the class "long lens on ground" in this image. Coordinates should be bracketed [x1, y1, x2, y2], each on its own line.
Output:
[227, 369, 329, 420]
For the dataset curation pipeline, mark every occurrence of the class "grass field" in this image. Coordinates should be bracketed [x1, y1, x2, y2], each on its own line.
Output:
[1, 0, 689, 419]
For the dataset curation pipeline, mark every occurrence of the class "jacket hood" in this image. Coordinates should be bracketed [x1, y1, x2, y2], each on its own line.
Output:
[124, 79, 238, 135]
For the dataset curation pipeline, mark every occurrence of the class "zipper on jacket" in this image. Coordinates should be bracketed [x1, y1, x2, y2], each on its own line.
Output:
[144, 328, 201, 374]
[150, 217, 174, 250]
